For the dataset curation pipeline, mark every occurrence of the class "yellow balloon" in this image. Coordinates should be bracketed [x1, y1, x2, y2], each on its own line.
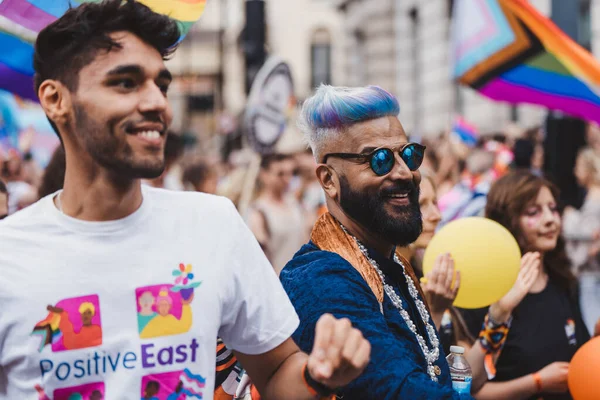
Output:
[423, 217, 521, 309]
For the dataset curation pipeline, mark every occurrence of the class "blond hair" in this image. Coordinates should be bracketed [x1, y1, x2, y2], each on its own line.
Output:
[78, 302, 95, 315]
[577, 147, 600, 185]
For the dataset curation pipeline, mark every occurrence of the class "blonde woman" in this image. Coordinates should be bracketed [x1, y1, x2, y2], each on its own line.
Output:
[563, 147, 600, 334]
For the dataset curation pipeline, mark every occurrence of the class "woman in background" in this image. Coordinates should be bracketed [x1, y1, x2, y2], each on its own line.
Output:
[405, 173, 540, 394]
[466, 171, 590, 400]
[563, 147, 600, 335]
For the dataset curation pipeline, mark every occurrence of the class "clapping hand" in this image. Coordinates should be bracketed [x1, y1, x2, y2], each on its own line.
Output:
[489, 252, 541, 323]
[307, 314, 371, 390]
[422, 253, 460, 315]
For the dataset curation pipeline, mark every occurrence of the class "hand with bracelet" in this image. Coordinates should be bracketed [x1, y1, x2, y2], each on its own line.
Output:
[237, 313, 371, 400]
[532, 361, 570, 394]
[468, 252, 541, 394]
[304, 314, 372, 397]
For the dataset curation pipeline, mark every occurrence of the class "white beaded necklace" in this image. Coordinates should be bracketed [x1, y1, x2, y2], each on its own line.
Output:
[342, 226, 441, 381]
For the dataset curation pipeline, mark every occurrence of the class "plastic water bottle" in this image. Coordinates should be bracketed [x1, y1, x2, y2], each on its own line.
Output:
[446, 345, 472, 394]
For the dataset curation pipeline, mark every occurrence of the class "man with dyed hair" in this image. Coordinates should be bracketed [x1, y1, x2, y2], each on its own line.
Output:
[281, 85, 471, 398]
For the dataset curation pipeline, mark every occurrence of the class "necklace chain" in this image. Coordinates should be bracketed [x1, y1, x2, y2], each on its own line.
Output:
[341, 225, 441, 381]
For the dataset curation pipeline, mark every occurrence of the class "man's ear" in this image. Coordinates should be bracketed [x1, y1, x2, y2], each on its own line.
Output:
[316, 164, 339, 201]
[38, 80, 72, 132]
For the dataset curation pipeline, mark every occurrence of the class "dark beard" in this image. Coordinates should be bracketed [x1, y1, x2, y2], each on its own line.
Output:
[338, 175, 422, 246]
[73, 103, 165, 179]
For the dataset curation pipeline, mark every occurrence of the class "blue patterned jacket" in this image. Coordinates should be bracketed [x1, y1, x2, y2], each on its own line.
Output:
[280, 243, 474, 400]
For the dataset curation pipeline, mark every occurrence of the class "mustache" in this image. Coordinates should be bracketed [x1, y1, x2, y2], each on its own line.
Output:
[380, 180, 419, 197]
[123, 115, 167, 132]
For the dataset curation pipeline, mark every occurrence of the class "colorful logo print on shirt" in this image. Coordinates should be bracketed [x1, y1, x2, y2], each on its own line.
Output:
[53, 381, 105, 400]
[565, 319, 577, 346]
[141, 369, 206, 400]
[136, 264, 201, 339]
[32, 295, 102, 352]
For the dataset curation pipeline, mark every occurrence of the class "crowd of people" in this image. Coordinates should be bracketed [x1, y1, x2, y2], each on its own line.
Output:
[1, 1, 600, 400]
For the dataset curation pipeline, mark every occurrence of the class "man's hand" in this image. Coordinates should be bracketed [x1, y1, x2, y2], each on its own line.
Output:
[307, 314, 371, 390]
[46, 305, 64, 314]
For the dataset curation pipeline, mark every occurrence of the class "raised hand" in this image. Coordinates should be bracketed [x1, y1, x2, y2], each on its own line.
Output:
[422, 253, 460, 315]
[307, 314, 371, 390]
[490, 252, 540, 323]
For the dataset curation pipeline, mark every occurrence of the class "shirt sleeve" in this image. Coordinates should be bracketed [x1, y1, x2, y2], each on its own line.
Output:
[281, 253, 472, 400]
[218, 200, 300, 355]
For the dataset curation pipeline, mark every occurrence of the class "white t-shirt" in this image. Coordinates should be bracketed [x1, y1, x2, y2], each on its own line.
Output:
[0, 187, 299, 400]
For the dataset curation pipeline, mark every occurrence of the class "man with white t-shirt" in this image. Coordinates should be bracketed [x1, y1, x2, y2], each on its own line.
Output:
[0, 1, 370, 399]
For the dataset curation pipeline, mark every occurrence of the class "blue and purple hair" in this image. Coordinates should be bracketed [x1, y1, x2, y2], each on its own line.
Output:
[297, 84, 400, 160]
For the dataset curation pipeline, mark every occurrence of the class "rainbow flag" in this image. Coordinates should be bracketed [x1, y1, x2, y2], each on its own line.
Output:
[451, 0, 600, 125]
[0, 0, 207, 101]
[452, 116, 479, 147]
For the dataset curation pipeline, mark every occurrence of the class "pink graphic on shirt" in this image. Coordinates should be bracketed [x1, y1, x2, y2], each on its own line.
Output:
[136, 264, 201, 339]
[136, 284, 194, 339]
[32, 295, 102, 352]
[53, 381, 105, 400]
[142, 369, 205, 399]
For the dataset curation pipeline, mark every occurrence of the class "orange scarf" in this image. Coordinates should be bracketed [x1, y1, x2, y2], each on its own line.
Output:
[310, 213, 429, 313]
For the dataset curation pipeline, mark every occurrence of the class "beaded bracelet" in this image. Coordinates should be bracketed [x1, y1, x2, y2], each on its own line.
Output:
[478, 313, 512, 353]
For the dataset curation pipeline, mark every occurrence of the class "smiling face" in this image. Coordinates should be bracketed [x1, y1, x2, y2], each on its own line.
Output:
[62, 31, 173, 179]
[138, 292, 155, 312]
[157, 299, 171, 316]
[323, 116, 422, 246]
[414, 178, 441, 249]
[518, 186, 561, 253]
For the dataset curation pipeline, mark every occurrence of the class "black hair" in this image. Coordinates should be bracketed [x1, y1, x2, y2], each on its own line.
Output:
[164, 133, 185, 166]
[183, 162, 216, 187]
[0, 179, 7, 195]
[38, 145, 66, 198]
[513, 138, 535, 169]
[33, 0, 181, 135]
[146, 381, 159, 390]
[260, 154, 291, 170]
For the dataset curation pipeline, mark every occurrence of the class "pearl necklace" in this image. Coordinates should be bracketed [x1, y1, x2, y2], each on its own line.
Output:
[343, 227, 441, 381]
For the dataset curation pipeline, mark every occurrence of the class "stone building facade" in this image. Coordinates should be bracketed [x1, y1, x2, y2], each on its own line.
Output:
[336, 0, 600, 136]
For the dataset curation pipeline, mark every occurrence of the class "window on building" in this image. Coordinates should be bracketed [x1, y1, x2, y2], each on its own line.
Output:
[511, 105, 518, 122]
[578, 0, 591, 50]
[447, 0, 455, 18]
[311, 28, 332, 88]
[353, 29, 367, 86]
[409, 7, 421, 133]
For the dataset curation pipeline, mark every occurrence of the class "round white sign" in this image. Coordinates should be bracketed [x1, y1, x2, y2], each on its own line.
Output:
[244, 56, 294, 154]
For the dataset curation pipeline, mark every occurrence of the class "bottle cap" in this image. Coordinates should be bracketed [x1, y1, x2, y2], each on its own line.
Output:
[450, 345, 465, 354]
